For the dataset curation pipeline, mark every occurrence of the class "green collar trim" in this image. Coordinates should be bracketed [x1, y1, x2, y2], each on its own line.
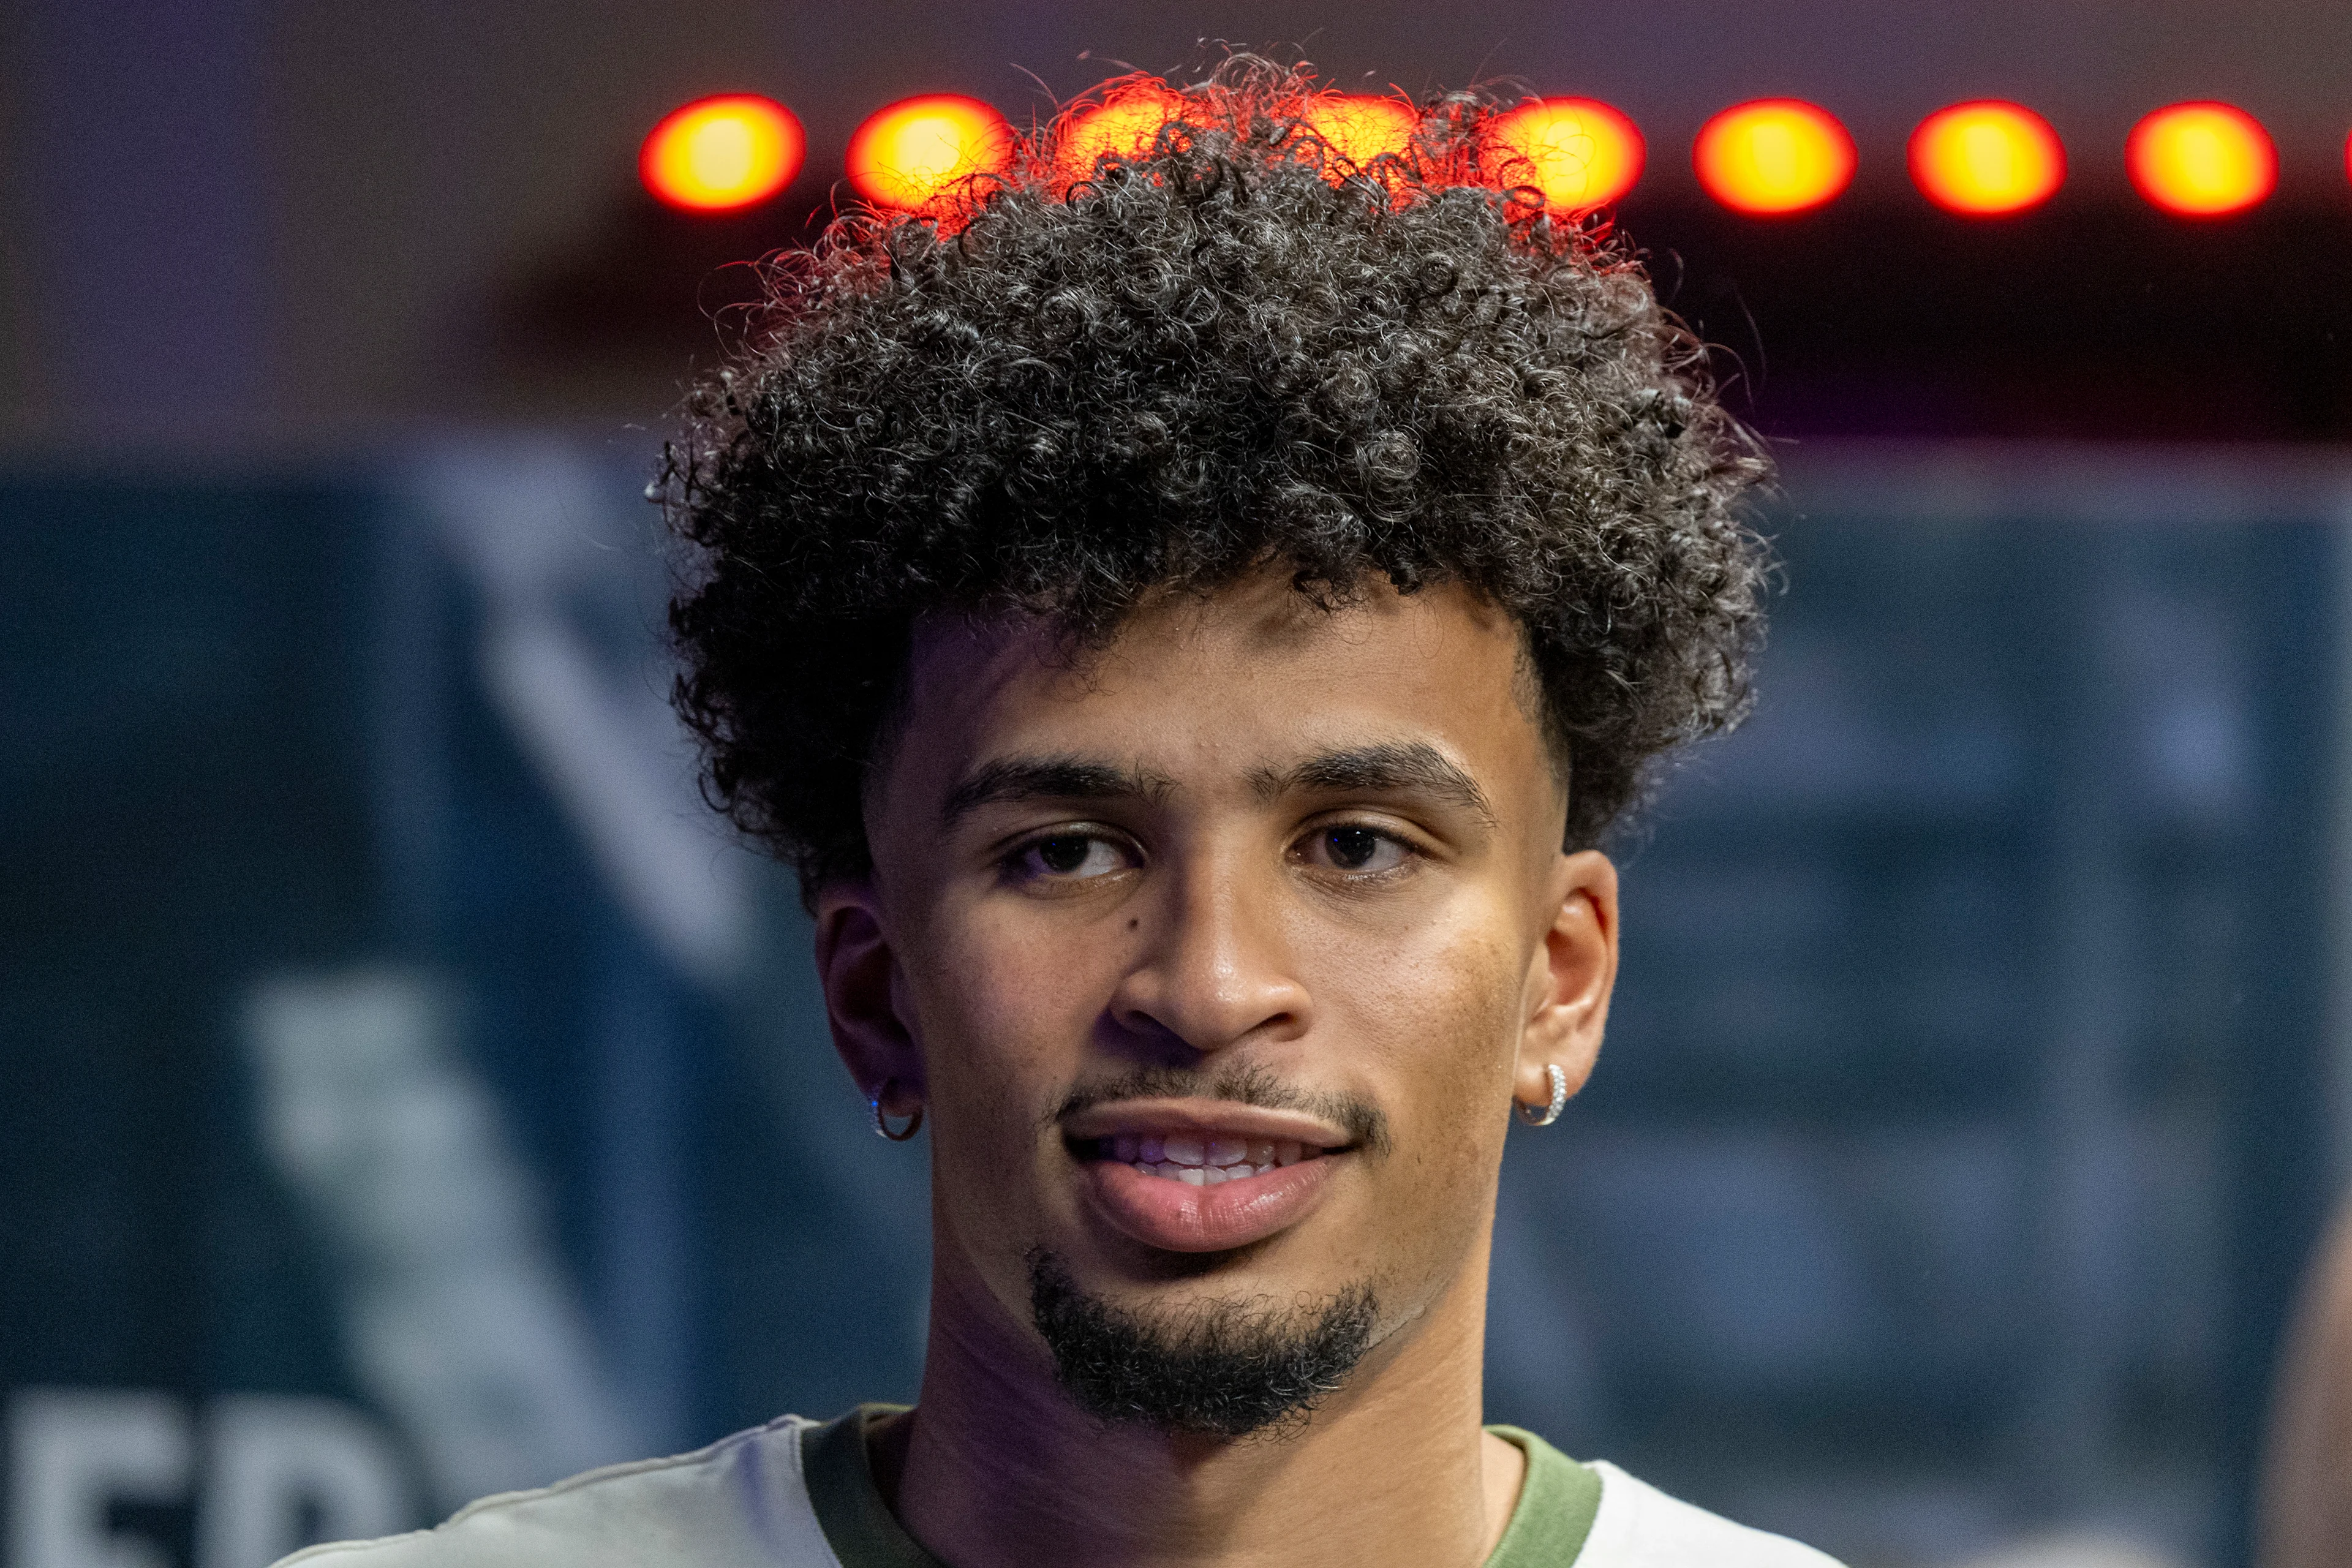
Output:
[802, 1406, 940, 1568]
[803, 1406, 1599, 1567]
[1483, 1425, 1603, 1566]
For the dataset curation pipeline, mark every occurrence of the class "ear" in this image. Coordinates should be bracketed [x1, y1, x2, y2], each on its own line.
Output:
[813, 878, 926, 1118]
[1514, 850, 1618, 1113]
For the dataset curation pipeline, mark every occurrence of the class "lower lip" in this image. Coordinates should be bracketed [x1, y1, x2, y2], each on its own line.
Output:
[1082, 1155, 1343, 1253]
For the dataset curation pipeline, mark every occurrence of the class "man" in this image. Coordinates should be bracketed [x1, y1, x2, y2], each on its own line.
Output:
[288, 62, 1838, 1568]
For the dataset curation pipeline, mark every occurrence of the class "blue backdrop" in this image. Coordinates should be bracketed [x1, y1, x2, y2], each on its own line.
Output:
[2, 442, 2339, 1568]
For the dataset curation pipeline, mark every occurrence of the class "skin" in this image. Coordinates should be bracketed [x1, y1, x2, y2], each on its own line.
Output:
[815, 566, 1619, 1568]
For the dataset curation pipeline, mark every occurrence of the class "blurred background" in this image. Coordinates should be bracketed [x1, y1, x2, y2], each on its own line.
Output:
[7, 4, 2352, 1567]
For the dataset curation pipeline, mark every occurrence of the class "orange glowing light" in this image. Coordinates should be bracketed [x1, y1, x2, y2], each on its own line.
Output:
[1485, 98, 1645, 213]
[2128, 102, 2274, 215]
[1909, 101, 2064, 214]
[1058, 84, 1186, 181]
[1300, 94, 1419, 170]
[641, 94, 804, 212]
[848, 94, 1014, 214]
[1694, 99, 1854, 214]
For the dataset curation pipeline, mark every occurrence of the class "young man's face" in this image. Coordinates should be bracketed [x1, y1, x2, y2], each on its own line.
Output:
[821, 568, 1617, 1430]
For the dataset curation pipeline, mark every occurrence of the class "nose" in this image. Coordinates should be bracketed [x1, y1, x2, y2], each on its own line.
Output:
[1106, 858, 1311, 1055]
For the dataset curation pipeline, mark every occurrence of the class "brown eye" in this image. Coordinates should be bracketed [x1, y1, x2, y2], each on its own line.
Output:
[1299, 825, 1410, 874]
[1014, 834, 1128, 881]
[1037, 835, 1092, 873]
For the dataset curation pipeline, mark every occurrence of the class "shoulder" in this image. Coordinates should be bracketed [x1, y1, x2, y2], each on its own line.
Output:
[271, 1415, 840, 1568]
[1577, 1461, 1845, 1567]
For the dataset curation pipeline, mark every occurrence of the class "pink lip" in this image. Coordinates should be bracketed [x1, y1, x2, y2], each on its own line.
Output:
[1061, 1098, 1350, 1148]
[1082, 1153, 1343, 1253]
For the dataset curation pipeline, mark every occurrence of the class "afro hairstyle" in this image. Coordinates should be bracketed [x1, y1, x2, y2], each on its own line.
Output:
[662, 59, 1774, 901]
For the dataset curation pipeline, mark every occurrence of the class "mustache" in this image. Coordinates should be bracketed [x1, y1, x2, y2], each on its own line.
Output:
[1048, 1061, 1391, 1156]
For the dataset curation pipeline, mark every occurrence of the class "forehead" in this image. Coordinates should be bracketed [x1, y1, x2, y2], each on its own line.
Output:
[875, 571, 1555, 819]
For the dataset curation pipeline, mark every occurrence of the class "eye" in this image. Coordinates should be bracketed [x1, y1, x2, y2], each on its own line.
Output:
[1011, 832, 1131, 883]
[1297, 824, 1412, 875]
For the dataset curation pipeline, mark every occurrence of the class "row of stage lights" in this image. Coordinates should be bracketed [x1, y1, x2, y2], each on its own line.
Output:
[641, 88, 2299, 224]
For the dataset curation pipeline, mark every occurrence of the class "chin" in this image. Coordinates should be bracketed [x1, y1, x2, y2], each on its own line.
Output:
[1025, 1246, 1382, 1439]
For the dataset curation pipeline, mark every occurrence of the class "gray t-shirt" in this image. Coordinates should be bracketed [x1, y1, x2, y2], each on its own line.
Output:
[277, 1406, 1844, 1567]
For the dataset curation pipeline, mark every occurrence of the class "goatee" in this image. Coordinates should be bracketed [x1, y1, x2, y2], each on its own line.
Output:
[1027, 1248, 1377, 1438]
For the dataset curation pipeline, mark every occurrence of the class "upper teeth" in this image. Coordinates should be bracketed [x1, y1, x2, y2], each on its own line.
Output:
[1104, 1134, 1315, 1180]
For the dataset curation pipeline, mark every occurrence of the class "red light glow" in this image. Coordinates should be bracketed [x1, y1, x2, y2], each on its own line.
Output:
[848, 94, 1014, 216]
[2128, 102, 2274, 215]
[1300, 94, 1419, 172]
[1695, 100, 1853, 214]
[1057, 84, 1186, 182]
[1485, 98, 1645, 213]
[1909, 101, 2064, 214]
[640, 94, 804, 212]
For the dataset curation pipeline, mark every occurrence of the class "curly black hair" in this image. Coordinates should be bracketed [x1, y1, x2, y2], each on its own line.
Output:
[663, 61, 1772, 901]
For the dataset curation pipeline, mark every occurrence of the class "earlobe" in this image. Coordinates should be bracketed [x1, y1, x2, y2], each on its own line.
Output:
[813, 881, 927, 1107]
[1514, 850, 1618, 1116]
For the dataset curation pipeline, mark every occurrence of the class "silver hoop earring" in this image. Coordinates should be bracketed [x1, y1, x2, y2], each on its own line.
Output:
[1515, 1063, 1569, 1128]
[871, 1082, 924, 1142]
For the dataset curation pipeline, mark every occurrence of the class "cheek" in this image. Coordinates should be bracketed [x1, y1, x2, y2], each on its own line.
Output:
[900, 908, 1117, 1217]
[922, 903, 1119, 1076]
[1303, 908, 1523, 1182]
[1305, 889, 1525, 1072]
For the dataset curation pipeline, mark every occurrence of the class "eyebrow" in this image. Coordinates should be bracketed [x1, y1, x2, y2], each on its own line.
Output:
[940, 742, 1497, 831]
[1253, 742, 1498, 826]
[940, 754, 1177, 829]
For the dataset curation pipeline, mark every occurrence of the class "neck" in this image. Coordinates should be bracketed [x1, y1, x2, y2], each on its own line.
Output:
[888, 1245, 1518, 1568]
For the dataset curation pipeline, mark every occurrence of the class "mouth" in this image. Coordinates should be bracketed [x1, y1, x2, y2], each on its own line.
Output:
[1076, 1132, 1333, 1186]
[1061, 1099, 1354, 1254]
